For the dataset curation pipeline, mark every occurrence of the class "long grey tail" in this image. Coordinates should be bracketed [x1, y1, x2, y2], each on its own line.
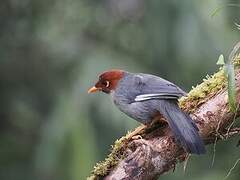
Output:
[158, 100, 206, 154]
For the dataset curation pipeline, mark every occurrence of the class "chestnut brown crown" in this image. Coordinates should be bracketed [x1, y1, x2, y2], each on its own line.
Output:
[88, 69, 124, 94]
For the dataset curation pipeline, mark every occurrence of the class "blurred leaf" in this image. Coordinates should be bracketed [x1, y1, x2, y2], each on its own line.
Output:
[211, 4, 240, 18]
[226, 42, 240, 112]
[211, 6, 224, 18]
[216, 54, 225, 65]
[226, 64, 237, 112]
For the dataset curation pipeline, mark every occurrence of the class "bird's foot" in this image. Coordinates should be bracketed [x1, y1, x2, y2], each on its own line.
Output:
[126, 125, 146, 140]
[131, 135, 143, 140]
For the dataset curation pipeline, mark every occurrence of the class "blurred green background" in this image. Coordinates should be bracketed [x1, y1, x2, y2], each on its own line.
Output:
[0, 0, 240, 179]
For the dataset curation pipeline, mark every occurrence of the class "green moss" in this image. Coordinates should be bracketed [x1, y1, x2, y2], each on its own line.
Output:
[179, 68, 227, 112]
[87, 134, 129, 179]
[87, 175, 96, 180]
[233, 53, 240, 66]
[179, 53, 240, 113]
[88, 54, 240, 179]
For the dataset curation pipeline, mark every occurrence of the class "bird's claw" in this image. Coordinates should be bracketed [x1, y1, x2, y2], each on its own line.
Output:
[131, 135, 143, 140]
[125, 125, 146, 140]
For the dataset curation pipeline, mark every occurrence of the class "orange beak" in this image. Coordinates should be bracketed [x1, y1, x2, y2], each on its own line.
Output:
[88, 86, 101, 93]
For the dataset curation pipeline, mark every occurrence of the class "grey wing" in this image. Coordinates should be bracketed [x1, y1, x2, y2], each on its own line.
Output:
[134, 73, 187, 102]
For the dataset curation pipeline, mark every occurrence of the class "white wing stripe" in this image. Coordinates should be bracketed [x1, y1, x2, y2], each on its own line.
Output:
[135, 94, 178, 102]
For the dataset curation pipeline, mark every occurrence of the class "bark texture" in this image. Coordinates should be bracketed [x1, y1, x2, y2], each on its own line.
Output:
[103, 71, 240, 180]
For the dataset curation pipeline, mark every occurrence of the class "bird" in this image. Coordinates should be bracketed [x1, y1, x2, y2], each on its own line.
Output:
[88, 69, 206, 154]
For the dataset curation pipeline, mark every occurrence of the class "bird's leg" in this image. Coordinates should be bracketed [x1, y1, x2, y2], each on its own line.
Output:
[144, 114, 168, 133]
[150, 115, 166, 126]
[126, 121, 159, 140]
[126, 124, 146, 140]
[126, 114, 168, 140]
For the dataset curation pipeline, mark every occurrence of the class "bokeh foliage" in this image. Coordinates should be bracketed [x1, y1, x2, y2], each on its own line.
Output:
[0, 0, 239, 180]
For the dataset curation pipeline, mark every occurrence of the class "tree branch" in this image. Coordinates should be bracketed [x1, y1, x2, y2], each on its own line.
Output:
[88, 55, 240, 180]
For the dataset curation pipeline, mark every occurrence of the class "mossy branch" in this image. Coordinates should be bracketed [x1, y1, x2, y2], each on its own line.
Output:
[88, 53, 240, 180]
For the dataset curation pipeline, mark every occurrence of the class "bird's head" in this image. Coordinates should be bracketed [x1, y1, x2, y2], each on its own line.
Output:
[88, 69, 124, 94]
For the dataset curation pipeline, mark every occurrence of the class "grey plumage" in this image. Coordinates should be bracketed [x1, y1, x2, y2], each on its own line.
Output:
[157, 100, 206, 154]
[112, 71, 206, 154]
